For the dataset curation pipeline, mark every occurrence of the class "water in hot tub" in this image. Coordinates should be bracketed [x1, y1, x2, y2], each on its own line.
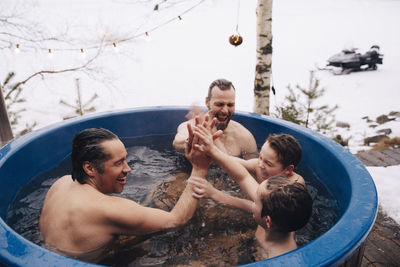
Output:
[6, 135, 339, 266]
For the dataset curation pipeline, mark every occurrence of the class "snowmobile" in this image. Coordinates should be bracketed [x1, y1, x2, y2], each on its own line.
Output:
[321, 45, 383, 74]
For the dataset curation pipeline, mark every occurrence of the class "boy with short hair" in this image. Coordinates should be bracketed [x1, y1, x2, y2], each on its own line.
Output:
[251, 175, 312, 259]
[189, 133, 306, 213]
[238, 133, 305, 185]
[188, 123, 312, 259]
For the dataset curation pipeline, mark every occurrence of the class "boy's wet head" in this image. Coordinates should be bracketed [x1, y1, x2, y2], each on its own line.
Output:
[259, 175, 312, 233]
[265, 134, 302, 168]
[257, 142, 287, 180]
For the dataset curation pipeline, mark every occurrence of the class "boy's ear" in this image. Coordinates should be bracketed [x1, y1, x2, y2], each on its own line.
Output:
[283, 164, 294, 176]
[266, 215, 273, 229]
[83, 161, 96, 177]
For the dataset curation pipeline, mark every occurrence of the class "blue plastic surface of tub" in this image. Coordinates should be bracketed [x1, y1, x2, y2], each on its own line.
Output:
[0, 107, 377, 266]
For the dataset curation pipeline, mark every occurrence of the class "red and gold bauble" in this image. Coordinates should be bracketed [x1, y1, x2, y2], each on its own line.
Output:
[229, 34, 243, 46]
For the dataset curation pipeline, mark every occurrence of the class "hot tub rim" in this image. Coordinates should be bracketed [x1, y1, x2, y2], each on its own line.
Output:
[0, 106, 378, 267]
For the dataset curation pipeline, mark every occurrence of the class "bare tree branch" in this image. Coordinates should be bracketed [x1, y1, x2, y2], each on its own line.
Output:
[5, 48, 102, 99]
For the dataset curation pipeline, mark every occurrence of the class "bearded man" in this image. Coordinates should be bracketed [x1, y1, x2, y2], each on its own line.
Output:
[173, 78, 258, 159]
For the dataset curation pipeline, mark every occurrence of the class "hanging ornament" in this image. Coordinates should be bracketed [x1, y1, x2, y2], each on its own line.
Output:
[229, 0, 242, 47]
[229, 34, 243, 46]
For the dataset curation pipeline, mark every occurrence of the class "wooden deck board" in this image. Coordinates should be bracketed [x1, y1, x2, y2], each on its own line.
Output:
[381, 149, 400, 162]
[364, 228, 400, 266]
[356, 151, 389, 166]
[356, 148, 400, 167]
[355, 148, 400, 267]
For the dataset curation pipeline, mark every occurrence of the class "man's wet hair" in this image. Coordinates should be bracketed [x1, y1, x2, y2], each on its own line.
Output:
[266, 134, 302, 168]
[207, 78, 235, 100]
[71, 128, 118, 184]
[260, 175, 313, 233]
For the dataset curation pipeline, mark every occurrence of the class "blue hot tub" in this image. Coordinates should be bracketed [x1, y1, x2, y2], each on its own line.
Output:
[0, 107, 377, 266]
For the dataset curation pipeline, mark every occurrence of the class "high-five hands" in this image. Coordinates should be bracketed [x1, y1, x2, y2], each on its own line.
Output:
[185, 114, 219, 169]
[191, 114, 223, 154]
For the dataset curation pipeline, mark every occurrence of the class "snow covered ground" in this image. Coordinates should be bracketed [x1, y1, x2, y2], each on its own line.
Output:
[1, 0, 399, 223]
[367, 165, 400, 224]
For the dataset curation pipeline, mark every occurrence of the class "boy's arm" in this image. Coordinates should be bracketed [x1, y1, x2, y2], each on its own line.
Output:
[193, 124, 259, 201]
[233, 157, 258, 173]
[213, 191, 254, 213]
[189, 176, 253, 212]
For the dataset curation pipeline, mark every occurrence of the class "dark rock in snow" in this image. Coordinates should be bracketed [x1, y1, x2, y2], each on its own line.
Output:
[376, 128, 392, 135]
[364, 134, 388, 145]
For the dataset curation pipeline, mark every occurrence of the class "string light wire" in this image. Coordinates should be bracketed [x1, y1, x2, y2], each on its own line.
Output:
[10, 0, 206, 55]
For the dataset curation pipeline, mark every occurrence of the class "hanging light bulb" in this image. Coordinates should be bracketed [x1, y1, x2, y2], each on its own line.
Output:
[15, 44, 20, 53]
[112, 42, 119, 53]
[48, 49, 53, 58]
[80, 48, 86, 58]
[145, 32, 151, 41]
[177, 15, 184, 25]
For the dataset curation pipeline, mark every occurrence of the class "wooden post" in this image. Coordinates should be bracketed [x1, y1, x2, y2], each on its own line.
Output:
[0, 86, 13, 147]
[254, 0, 273, 115]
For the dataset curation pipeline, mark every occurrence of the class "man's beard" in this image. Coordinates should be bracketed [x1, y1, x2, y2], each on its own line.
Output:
[215, 116, 231, 130]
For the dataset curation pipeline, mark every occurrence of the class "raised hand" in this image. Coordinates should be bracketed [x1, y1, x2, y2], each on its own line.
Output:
[192, 117, 222, 154]
[194, 114, 222, 146]
[185, 117, 211, 170]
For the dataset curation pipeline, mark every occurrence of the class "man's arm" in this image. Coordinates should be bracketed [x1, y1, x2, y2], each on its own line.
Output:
[173, 107, 212, 153]
[104, 166, 205, 236]
[108, 123, 210, 236]
[173, 121, 190, 152]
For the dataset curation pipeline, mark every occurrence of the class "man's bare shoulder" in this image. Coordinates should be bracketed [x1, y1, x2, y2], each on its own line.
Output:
[174, 119, 195, 152]
[102, 194, 139, 207]
[55, 174, 72, 184]
[228, 120, 255, 140]
[175, 119, 196, 136]
[94, 195, 145, 222]
[46, 175, 73, 194]
[228, 120, 258, 157]
[46, 176, 123, 208]
[177, 119, 190, 128]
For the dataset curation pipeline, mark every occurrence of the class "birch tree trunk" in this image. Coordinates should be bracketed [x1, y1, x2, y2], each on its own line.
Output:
[0, 87, 13, 147]
[254, 0, 273, 115]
